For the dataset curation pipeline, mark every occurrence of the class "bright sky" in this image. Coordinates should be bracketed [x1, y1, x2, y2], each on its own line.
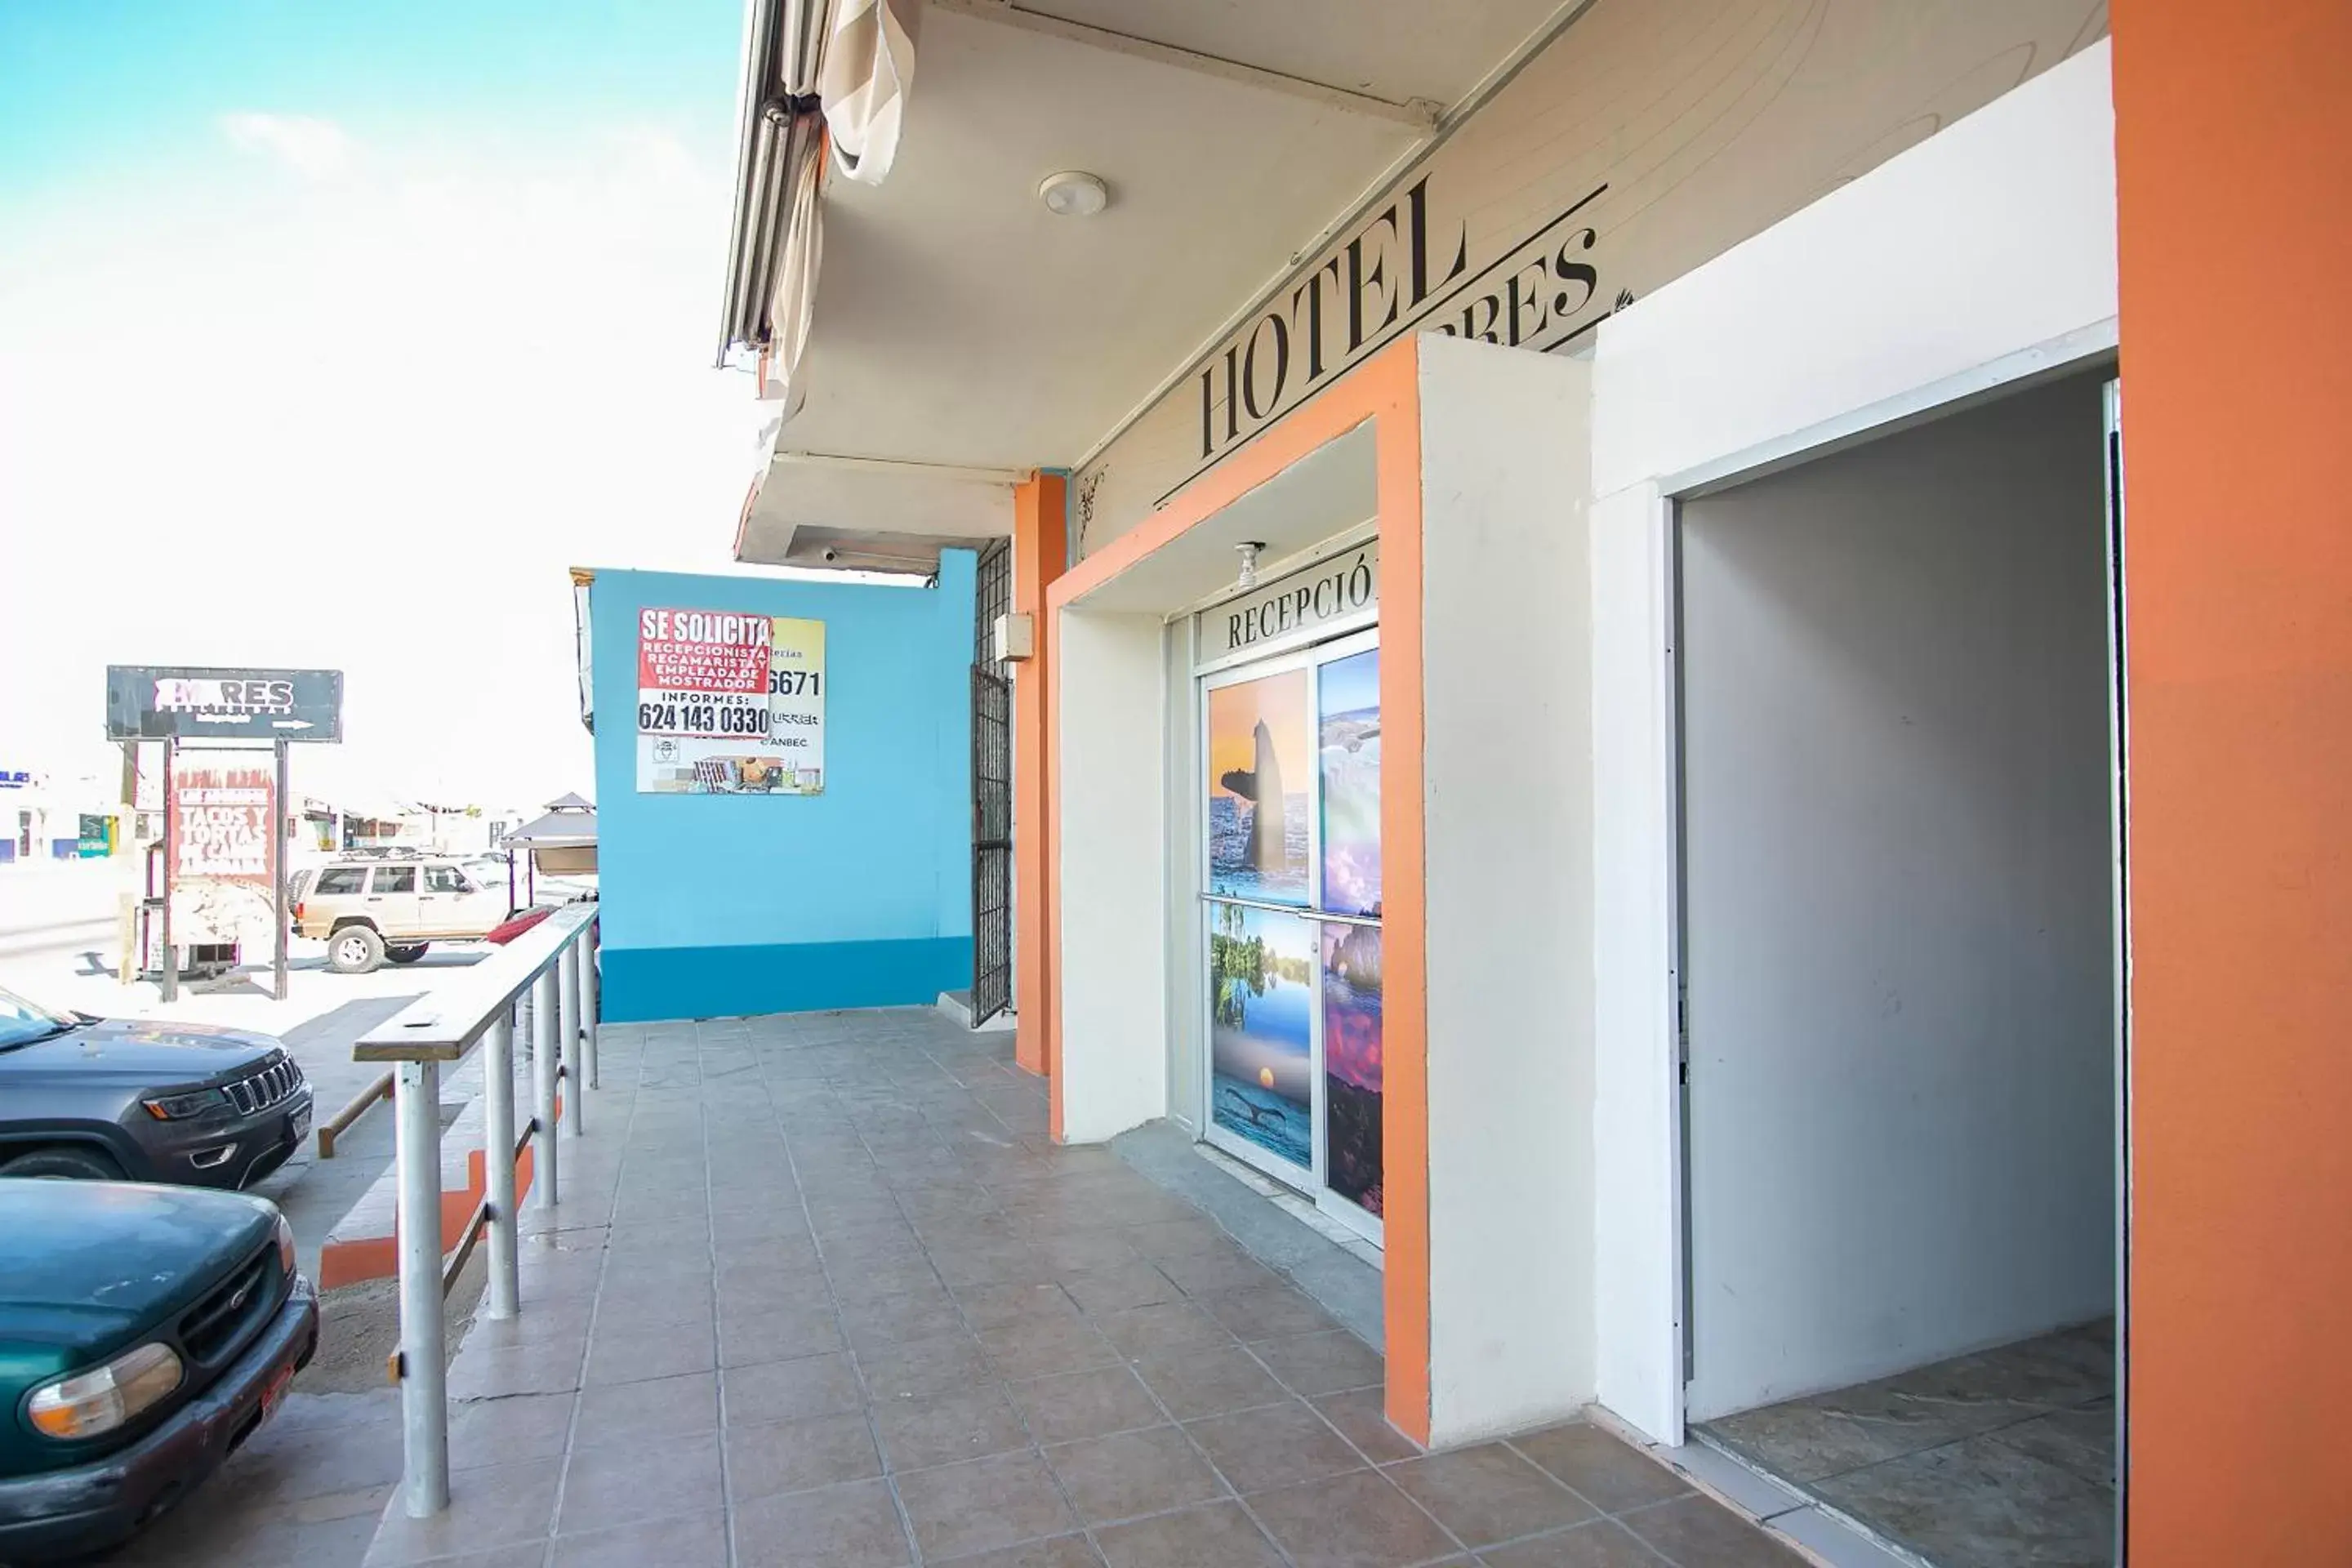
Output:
[0, 0, 778, 813]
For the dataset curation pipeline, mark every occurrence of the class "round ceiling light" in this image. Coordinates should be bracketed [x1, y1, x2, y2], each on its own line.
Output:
[1038, 171, 1110, 218]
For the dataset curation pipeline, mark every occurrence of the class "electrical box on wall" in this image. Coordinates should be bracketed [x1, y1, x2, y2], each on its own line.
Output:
[994, 612, 1035, 663]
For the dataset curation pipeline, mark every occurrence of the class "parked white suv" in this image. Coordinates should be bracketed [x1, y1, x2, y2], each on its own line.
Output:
[292, 857, 511, 973]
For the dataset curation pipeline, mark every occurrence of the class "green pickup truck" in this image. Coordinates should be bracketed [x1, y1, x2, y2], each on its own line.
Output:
[0, 1179, 318, 1562]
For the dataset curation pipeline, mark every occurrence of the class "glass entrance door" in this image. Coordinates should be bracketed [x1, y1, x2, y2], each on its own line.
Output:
[1200, 629, 1383, 1242]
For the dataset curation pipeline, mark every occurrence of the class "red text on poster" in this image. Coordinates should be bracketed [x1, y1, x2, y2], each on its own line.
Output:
[635, 608, 772, 694]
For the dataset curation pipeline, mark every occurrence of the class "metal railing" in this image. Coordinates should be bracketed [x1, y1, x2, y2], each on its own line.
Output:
[352, 900, 599, 1520]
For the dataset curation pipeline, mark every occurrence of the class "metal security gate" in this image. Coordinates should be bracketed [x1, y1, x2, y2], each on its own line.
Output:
[970, 539, 1013, 1027]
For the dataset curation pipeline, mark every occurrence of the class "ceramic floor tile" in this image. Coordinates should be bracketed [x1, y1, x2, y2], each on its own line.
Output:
[1617, 1495, 1815, 1568]
[550, 1506, 730, 1568]
[858, 1329, 998, 1401]
[1194, 1283, 1346, 1343]
[724, 1351, 866, 1425]
[930, 1533, 1105, 1567]
[362, 1458, 561, 1566]
[1185, 1397, 1371, 1494]
[871, 1383, 1031, 1472]
[1045, 1424, 1227, 1525]
[1009, 1365, 1170, 1446]
[1094, 1501, 1289, 1568]
[1474, 1520, 1668, 1567]
[558, 1428, 723, 1535]
[1313, 1388, 1423, 1464]
[726, 1410, 886, 1499]
[1250, 1329, 1387, 1397]
[1092, 1300, 1233, 1357]
[896, 1450, 1080, 1561]
[1385, 1443, 1596, 1548]
[732, 1477, 913, 1568]
[1509, 1425, 1692, 1516]
[1248, 1468, 1463, 1568]
[1129, 1341, 1294, 1421]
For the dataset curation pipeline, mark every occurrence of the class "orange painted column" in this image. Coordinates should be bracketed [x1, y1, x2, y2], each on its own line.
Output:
[1012, 472, 1067, 1080]
[1366, 343, 1432, 1449]
[2112, 4, 2352, 1560]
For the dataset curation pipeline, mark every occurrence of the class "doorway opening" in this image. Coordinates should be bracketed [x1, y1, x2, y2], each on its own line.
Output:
[1199, 622, 1384, 1246]
[1674, 370, 2125, 1567]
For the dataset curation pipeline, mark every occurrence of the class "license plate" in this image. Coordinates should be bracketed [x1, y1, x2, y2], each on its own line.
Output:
[289, 1105, 312, 1145]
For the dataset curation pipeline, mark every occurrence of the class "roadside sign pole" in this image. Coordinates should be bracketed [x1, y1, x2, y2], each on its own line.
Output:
[274, 740, 291, 1002]
[158, 737, 176, 1004]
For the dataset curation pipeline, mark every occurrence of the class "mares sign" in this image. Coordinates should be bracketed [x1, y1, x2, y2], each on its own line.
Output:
[106, 666, 344, 742]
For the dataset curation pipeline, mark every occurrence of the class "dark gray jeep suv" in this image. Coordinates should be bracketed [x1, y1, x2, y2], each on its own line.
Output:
[0, 987, 313, 1190]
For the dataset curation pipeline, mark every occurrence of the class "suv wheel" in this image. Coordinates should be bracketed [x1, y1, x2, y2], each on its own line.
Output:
[329, 925, 386, 974]
[4, 1147, 127, 1180]
[386, 943, 430, 964]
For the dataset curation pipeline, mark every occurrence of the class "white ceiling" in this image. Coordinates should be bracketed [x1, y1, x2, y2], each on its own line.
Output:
[785, 6, 1420, 472]
[741, 1, 1568, 561]
[1018, 0, 1566, 108]
[1070, 420, 1376, 613]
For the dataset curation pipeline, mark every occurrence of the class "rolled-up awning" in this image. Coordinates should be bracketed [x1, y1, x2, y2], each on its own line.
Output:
[821, 0, 920, 185]
[760, 110, 826, 412]
[719, 0, 921, 387]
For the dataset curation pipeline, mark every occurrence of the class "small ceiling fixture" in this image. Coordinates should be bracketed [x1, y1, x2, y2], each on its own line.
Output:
[1236, 541, 1265, 590]
[1038, 171, 1110, 217]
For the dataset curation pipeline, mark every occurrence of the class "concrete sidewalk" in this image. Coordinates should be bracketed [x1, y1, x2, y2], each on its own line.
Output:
[346, 1007, 1811, 1568]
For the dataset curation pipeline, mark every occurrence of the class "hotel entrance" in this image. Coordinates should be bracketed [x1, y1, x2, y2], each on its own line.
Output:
[1197, 584, 1383, 1243]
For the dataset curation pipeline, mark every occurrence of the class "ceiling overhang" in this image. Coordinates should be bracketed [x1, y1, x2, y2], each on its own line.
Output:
[731, 0, 1574, 567]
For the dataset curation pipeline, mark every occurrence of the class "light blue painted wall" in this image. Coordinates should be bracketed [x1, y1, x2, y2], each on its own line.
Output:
[587, 558, 974, 1021]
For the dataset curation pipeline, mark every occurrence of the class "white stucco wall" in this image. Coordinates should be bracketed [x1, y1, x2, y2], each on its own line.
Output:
[1054, 608, 1170, 1143]
[1588, 40, 2122, 1441]
[1679, 374, 2117, 1420]
[1417, 336, 1598, 1444]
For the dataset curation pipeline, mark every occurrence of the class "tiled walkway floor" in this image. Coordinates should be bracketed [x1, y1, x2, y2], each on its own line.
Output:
[1699, 1322, 2118, 1568]
[363, 1008, 1811, 1568]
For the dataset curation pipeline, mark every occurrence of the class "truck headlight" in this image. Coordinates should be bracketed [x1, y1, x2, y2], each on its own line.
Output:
[27, 1343, 184, 1440]
[143, 1089, 227, 1120]
[275, 1212, 296, 1274]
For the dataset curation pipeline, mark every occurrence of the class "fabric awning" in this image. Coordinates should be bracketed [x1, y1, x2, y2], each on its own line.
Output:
[821, 0, 920, 185]
[759, 112, 826, 412]
[719, 0, 921, 376]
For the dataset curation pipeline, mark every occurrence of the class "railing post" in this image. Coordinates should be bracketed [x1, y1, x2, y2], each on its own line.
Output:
[532, 965, 561, 1209]
[394, 1059, 448, 1517]
[482, 1008, 519, 1320]
[558, 941, 583, 1138]
[578, 918, 599, 1089]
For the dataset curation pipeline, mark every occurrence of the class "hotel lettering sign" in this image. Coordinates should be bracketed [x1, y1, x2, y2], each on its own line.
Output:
[1194, 178, 1606, 473]
[1076, 0, 2108, 554]
[1197, 544, 1379, 668]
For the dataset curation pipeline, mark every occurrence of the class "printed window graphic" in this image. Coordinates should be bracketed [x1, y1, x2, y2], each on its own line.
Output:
[1207, 670, 1311, 904]
[1322, 923, 1384, 1215]
[1209, 903, 1316, 1171]
[1317, 648, 1381, 917]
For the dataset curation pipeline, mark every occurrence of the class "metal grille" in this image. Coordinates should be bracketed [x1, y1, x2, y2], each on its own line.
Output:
[178, 1245, 277, 1365]
[974, 537, 1012, 675]
[971, 664, 1013, 1027]
[225, 1056, 304, 1116]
